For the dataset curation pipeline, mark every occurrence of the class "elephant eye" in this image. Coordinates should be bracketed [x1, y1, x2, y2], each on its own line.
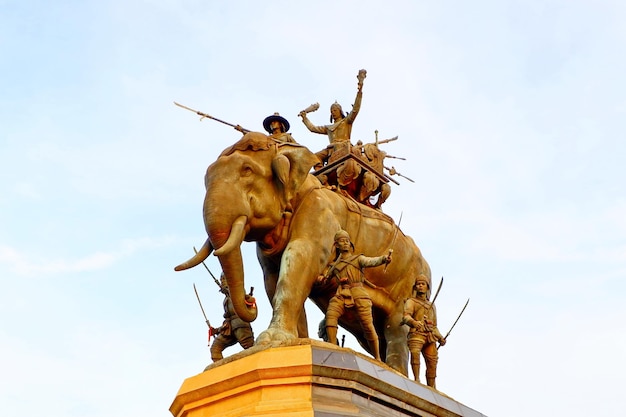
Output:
[241, 164, 253, 177]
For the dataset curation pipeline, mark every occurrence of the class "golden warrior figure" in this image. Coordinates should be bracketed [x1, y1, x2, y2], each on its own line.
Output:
[299, 69, 366, 167]
[318, 229, 391, 361]
[262, 112, 296, 143]
[210, 273, 256, 362]
[402, 274, 446, 388]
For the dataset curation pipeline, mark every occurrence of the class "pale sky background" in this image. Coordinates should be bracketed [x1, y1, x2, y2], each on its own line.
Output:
[2, 1, 625, 416]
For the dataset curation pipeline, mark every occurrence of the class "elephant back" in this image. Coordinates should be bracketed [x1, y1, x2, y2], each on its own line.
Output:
[220, 132, 275, 157]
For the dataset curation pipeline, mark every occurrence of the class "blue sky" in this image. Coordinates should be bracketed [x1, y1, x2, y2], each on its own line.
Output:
[1, 1, 625, 416]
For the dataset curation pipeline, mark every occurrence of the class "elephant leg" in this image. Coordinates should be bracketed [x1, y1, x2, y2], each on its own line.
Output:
[257, 239, 324, 344]
[326, 325, 338, 345]
[257, 247, 279, 307]
[297, 307, 309, 338]
[384, 313, 410, 376]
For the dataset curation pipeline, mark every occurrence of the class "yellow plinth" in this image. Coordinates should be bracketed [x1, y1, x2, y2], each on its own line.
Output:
[170, 339, 485, 417]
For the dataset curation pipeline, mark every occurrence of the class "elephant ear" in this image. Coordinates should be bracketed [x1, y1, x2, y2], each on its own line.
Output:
[271, 144, 319, 208]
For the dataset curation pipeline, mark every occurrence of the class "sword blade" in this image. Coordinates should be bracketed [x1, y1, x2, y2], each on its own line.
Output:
[430, 276, 444, 304]
[193, 283, 210, 326]
[438, 298, 470, 349]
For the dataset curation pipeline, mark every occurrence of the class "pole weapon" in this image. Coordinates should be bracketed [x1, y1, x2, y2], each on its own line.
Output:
[354, 135, 398, 150]
[384, 155, 406, 161]
[438, 298, 470, 349]
[383, 173, 401, 186]
[384, 211, 403, 273]
[193, 246, 222, 290]
[174, 101, 250, 134]
[384, 166, 415, 183]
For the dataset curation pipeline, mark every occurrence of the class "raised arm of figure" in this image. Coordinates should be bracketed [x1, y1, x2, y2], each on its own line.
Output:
[299, 112, 328, 134]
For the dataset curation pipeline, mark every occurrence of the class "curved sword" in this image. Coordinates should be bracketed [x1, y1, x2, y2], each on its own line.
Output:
[193, 283, 210, 328]
[438, 298, 470, 349]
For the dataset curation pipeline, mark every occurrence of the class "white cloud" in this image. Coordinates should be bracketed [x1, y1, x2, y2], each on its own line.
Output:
[0, 236, 178, 276]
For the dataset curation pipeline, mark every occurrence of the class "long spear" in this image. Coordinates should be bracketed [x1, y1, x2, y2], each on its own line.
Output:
[354, 135, 399, 150]
[193, 246, 222, 290]
[174, 101, 250, 134]
[385, 166, 415, 183]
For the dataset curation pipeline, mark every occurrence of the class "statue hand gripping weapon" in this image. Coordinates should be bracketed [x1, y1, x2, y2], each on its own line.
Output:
[298, 102, 320, 118]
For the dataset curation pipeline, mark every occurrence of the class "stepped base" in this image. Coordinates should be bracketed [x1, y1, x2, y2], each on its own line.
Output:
[170, 339, 485, 417]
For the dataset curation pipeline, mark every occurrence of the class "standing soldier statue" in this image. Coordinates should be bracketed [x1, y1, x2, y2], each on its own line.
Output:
[210, 273, 256, 362]
[317, 229, 391, 361]
[402, 274, 447, 388]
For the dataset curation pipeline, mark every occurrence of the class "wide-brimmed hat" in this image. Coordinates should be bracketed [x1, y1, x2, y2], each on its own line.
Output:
[263, 112, 290, 133]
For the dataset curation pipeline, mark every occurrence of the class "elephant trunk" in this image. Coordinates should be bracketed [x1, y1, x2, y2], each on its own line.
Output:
[174, 238, 213, 271]
[210, 215, 257, 323]
[217, 243, 258, 323]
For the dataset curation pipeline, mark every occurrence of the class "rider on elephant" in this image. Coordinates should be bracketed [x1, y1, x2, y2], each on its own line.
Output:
[358, 142, 391, 209]
[317, 229, 391, 361]
[210, 273, 256, 362]
[263, 112, 296, 144]
[299, 69, 366, 168]
[402, 274, 446, 388]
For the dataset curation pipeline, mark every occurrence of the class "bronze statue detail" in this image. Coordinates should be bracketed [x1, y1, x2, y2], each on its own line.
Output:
[402, 274, 447, 388]
[298, 69, 366, 168]
[174, 131, 431, 375]
[295, 71, 412, 211]
[263, 112, 297, 143]
[174, 101, 250, 134]
[317, 230, 391, 361]
[173, 70, 441, 377]
[208, 273, 256, 362]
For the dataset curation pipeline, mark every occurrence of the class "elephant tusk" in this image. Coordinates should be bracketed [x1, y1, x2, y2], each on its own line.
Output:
[174, 238, 213, 271]
[213, 215, 247, 256]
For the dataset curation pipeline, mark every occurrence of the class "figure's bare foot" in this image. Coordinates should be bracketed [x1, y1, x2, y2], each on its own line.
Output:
[256, 328, 296, 345]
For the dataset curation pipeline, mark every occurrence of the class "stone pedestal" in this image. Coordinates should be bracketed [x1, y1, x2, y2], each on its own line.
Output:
[170, 339, 485, 417]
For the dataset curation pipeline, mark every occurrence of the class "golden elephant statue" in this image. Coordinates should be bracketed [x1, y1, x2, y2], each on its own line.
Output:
[175, 132, 430, 375]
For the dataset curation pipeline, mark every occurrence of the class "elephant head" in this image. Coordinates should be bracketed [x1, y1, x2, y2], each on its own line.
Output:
[175, 132, 319, 323]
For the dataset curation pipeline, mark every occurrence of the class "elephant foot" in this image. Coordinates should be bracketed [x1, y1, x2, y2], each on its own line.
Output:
[256, 327, 297, 345]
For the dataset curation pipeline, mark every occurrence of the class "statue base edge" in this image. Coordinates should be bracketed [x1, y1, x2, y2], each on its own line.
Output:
[170, 338, 486, 417]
